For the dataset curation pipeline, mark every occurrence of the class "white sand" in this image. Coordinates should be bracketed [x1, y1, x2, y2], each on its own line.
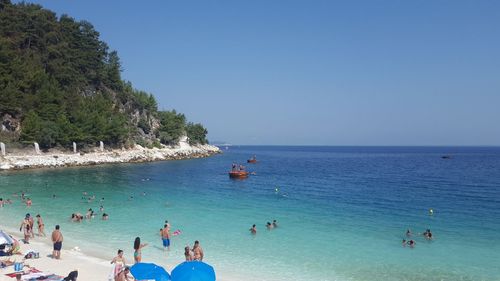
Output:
[0, 232, 112, 281]
[0, 230, 235, 281]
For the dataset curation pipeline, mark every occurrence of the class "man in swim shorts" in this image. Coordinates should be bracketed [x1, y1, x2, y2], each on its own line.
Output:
[51, 225, 63, 259]
[161, 224, 170, 250]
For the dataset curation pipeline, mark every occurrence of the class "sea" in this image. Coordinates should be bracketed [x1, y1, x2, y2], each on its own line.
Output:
[1, 146, 500, 281]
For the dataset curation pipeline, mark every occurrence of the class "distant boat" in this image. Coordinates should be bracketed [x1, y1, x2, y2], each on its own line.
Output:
[441, 155, 452, 159]
[229, 170, 249, 179]
[247, 155, 257, 163]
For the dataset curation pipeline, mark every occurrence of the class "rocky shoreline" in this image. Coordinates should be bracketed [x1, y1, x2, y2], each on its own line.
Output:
[0, 144, 221, 170]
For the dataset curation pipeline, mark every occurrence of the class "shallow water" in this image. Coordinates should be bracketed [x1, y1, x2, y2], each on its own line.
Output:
[1, 146, 500, 280]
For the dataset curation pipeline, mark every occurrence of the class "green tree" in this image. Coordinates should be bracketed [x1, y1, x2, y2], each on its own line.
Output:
[186, 122, 208, 145]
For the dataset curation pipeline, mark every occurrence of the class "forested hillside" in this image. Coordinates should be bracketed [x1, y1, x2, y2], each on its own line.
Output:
[0, 0, 208, 150]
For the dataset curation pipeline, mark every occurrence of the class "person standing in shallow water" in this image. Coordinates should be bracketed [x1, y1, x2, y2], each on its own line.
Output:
[133, 237, 148, 263]
[51, 225, 63, 259]
[250, 224, 257, 234]
[161, 224, 170, 251]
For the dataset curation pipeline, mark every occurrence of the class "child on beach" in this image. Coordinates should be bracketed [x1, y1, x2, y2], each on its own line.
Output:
[23, 224, 31, 243]
[184, 246, 193, 261]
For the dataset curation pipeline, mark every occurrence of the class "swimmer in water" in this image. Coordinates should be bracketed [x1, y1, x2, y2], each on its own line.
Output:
[266, 222, 273, 230]
[407, 240, 416, 248]
[423, 229, 433, 240]
[402, 239, 407, 247]
[249, 224, 257, 235]
[272, 220, 278, 228]
[102, 213, 109, 220]
[429, 208, 434, 215]
[406, 229, 412, 237]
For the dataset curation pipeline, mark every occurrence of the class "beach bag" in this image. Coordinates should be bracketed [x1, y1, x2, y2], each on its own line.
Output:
[14, 262, 23, 271]
[24, 250, 39, 259]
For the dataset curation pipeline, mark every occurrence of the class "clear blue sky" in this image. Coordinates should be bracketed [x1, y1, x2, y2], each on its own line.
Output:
[17, 0, 500, 145]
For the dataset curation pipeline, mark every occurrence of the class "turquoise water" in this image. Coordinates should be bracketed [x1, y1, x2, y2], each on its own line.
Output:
[1, 146, 500, 281]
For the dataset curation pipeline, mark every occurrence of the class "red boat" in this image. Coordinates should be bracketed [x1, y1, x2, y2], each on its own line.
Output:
[247, 155, 257, 163]
[229, 170, 249, 179]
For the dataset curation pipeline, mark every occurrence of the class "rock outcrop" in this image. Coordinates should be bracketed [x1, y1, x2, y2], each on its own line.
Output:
[0, 144, 220, 171]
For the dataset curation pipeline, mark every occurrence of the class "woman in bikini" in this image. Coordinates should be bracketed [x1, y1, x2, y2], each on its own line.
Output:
[36, 214, 45, 237]
[133, 237, 148, 263]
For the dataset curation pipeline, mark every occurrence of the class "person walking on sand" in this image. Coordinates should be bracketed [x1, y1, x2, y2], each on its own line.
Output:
[192, 240, 204, 261]
[36, 214, 45, 237]
[51, 225, 63, 259]
[111, 249, 127, 278]
[27, 214, 35, 238]
[19, 215, 30, 243]
[161, 224, 170, 251]
[133, 237, 148, 263]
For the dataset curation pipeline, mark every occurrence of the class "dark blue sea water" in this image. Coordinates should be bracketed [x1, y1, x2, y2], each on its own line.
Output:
[1, 146, 500, 280]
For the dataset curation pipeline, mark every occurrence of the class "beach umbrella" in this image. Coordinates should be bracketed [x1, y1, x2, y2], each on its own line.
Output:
[171, 261, 215, 281]
[0, 230, 14, 245]
[130, 263, 170, 281]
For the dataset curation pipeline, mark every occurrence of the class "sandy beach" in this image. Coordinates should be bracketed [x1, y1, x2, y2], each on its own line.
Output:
[0, 227, 233, 281]
[0, 230, 112, 281]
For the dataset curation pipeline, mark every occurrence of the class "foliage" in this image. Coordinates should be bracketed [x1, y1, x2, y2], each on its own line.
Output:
[157, 110, 186, 145]
[186, 122, 208, 145]
[0, 1, 208, 148]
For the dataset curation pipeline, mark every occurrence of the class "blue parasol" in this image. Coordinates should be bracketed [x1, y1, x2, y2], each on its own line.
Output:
[130, 263, 170, 281]
[171, 261, 215, 281]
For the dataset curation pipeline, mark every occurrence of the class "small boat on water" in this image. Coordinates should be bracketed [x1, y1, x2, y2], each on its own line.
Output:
[229, 170, 249, 179]
[441, 155, 452, 159]
[247, 155, 257, 163]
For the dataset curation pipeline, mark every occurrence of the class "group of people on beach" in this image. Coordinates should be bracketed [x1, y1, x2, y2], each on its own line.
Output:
[249, 220, 278, 234]
[18, 213, 63, 259]
[19, 213, 46, 243]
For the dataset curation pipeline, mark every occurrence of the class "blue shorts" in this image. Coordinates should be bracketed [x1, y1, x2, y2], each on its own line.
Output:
[162, 238, 170, 247]
[53, 241, 62, 251]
